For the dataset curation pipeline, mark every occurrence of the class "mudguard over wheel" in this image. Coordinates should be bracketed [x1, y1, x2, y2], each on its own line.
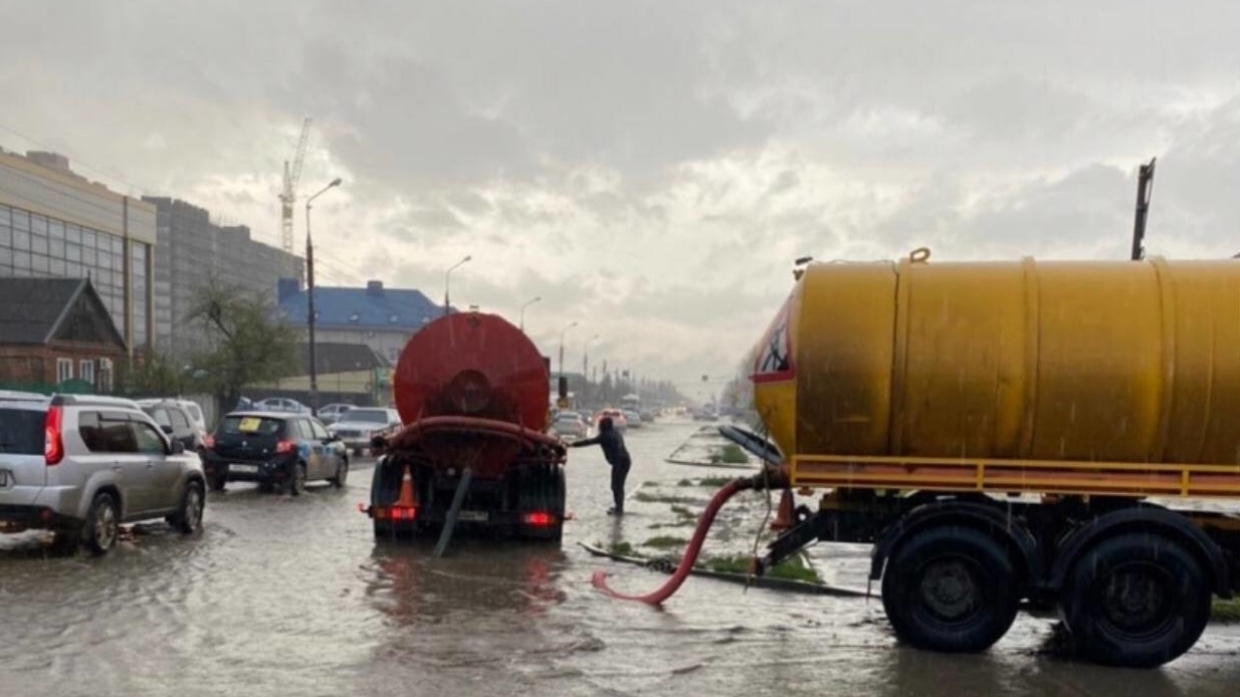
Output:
[1062, 533, 1211, 668]
[515, 465, 566, 542]
[83, 492, 120, 557]
[881, 526, 1021, 653]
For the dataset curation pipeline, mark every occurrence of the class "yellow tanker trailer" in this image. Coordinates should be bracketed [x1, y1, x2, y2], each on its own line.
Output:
[595, 250, 1240, 669]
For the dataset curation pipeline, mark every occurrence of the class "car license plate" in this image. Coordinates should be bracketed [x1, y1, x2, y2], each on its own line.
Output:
[458, 511, 488, 522]
[231, 464, 259, 474]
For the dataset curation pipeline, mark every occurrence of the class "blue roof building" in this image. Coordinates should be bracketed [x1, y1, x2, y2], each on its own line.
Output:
[277, 278, 445, 366]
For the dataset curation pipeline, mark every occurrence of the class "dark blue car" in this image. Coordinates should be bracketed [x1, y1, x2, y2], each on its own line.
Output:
[200, 412, 348, 495]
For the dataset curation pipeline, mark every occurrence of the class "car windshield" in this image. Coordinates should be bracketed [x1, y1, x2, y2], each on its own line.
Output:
[219, 415, 283, 437]
[0, 407, 45, 454]
[339, 409, 387, 423]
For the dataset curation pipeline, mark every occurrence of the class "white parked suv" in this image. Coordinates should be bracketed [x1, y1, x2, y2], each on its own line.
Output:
[0, 391, 206, 555]
[326, 407, 402, 456]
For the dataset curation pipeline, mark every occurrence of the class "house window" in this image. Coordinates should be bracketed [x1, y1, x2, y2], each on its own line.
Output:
[99, 358, 114, 393]
[80, 359, 95, 386]
[57, 358, 73, 383]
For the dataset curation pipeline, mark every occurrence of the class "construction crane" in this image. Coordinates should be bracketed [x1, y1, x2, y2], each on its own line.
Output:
[279, 117, 312, 254]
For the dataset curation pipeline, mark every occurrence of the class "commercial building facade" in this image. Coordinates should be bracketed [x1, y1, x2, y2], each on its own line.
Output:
[0, 149, 156, 359]
[142, 197, 303, 360]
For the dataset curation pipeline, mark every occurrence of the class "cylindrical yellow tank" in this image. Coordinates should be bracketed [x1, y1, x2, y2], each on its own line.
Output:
[749, 252, 1240, 468]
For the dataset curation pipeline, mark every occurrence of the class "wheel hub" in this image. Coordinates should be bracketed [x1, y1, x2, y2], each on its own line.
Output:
[919, 560, 979, 621]
[1102, 565, 1171, 633]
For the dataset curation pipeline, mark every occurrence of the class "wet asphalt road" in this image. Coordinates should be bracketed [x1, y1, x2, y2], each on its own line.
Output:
[2, 418, 1239, 697]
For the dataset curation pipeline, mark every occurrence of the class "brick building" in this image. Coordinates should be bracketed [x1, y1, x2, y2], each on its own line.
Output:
[0, 277, 126, 392]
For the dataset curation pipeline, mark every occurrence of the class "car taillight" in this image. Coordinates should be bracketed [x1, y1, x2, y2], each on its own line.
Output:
[44, 406, 64, 466]
[276, 440, 296, 454]
[202, 434, 216, 450]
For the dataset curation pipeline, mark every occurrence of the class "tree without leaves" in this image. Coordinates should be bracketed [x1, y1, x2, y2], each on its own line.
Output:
[185, 280, 297, 416]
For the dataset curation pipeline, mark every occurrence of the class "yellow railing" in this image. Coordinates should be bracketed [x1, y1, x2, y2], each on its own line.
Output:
[792, 454, 1240, 499]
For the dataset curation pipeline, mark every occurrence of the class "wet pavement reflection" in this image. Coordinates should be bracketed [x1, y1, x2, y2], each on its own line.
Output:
[2, 418, 1239, 697]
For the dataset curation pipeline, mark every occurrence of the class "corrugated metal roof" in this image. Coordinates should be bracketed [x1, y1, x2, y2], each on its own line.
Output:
[295, 342, 390, 374]
[278, 282, 443, 331]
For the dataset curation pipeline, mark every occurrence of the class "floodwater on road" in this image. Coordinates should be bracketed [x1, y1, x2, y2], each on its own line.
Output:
[2, 418, 1239, 697]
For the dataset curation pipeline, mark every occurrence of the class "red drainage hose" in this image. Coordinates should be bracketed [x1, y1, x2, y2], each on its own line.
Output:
[591, 479, 750, 605]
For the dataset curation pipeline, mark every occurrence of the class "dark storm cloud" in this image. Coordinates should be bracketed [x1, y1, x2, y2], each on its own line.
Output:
[1, 0, 1236, 386]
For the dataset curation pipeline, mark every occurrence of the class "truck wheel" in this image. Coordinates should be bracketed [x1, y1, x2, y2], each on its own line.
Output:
[881, 526, 1020, 653]
[169, 481, 205, 534]
[373, 520, 393, 538]
[83, 492, 120, 557]
[1062, 533, 1210, 668]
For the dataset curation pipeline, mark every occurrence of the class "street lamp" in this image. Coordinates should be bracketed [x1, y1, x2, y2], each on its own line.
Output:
[519, 296, 541, 331]
[443, 255, 472, 316]
[305, 177, 343, 417]
[582, 334, 600, 406]
[558, 321, 578, 384]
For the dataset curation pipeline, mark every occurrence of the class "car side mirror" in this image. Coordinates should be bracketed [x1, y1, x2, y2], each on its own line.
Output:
[161, 424, 174, 435]
[170, 440, 185, 455]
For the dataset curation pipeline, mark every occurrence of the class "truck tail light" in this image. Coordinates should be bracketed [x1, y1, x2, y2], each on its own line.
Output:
[44, 406, 64, 466]
[275, 440, 296, 455]
[522, 512, 557, 527]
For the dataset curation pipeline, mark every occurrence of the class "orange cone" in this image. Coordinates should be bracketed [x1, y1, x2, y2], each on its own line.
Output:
[770, 489, 796, 532]
[396, 464, 417, 508]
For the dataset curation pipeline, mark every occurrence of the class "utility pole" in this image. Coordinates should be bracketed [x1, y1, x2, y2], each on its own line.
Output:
[558, 321, 578, 387]
[1131, 158, 1156, 261]
[305, 177, 342, 416]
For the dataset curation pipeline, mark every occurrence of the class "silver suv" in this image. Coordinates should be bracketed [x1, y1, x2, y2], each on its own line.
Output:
[0, 392, 206, 555]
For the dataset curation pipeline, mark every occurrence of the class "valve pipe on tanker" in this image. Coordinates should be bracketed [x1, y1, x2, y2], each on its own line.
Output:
[592, 468, 785, 605]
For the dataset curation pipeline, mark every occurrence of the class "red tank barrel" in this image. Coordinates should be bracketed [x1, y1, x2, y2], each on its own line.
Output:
[389, 311, 554, 480]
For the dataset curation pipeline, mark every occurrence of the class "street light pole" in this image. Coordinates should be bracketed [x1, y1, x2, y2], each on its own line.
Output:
[558, 321, 578, 386]
[443, 255, 472, 316]
[305, 177, 342, 417]
[582, 334, 599, 406]
[519, 296, 541, 331]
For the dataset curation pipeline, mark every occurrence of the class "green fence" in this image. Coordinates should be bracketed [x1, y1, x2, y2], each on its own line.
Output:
[0, 379, 98, 395]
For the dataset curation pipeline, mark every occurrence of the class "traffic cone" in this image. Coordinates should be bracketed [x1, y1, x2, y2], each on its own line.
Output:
[396, 464, 417, 508]
[770, 489, 796, 532]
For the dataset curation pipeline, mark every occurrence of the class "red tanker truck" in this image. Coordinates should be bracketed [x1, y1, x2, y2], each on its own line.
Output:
[364, 310, 568, 547]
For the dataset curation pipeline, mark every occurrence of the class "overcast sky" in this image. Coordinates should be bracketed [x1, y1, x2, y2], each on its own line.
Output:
[2, 1, 1237, 397]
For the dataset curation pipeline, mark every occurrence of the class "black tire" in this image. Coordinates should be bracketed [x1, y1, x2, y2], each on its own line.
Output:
[258, 482, 276, 494]
[373, 520, 393, 538]
[83, 492, 120, 557]
[170, 481, 205, 534]
[208, 475, 226, 492]
[1062, 533, 1211, 668]
[287, 462, 307, 497]
[881, 526, 1020, 653]
[330, 458, 349, 488]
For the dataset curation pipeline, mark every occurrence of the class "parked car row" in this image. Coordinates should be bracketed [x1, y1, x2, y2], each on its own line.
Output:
[0, 390, 398, 557]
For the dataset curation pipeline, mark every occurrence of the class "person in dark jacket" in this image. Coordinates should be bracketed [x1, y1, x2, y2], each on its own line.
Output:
[569, 417, 631, 515]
